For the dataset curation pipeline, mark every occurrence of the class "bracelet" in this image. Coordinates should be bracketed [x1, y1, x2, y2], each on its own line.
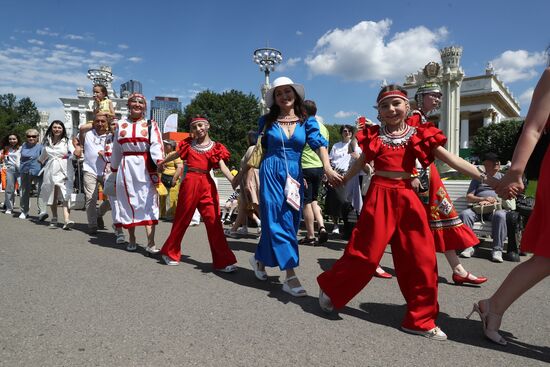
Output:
[479, 172, 488, 184]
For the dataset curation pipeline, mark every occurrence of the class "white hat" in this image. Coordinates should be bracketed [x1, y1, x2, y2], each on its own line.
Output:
[264, 77, 305, 108]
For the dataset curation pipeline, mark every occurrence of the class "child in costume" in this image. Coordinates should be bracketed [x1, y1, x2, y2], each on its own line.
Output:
[158, 116, 238, 272]
[409, 81, 486, 285]
[317, 85, 497, 341]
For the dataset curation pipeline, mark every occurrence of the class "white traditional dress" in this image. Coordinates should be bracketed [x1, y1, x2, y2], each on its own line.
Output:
[110, 117, 164, 228]
[39, 137, 74, 205]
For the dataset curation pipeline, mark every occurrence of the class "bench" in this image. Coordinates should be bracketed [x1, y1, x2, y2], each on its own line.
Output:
[442, 180, 493, 239]
[215, 178, 236, 208]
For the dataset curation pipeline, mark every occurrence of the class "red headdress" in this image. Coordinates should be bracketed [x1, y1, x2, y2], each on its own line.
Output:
[377, 90, 409, 106]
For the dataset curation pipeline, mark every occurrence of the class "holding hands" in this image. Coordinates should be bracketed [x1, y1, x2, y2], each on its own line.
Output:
[325, 167, 343, 187]
[494, 171, 524, 199]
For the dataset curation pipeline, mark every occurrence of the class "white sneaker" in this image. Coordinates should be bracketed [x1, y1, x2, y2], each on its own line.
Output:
[460, 247, 475, 258]
[331, 225, 340, 235]
[236, 227, 248, 235]
[116, 232, 126, 244]
[38, 212, 49, 222]
[401, 326, 447, 341]
[190, 220, 200, 227]
[5, 209, 12, 215]
[49, 218, 58, 228]
[18, 212, 27, 219]
[162, 254, 179, 266]
[491, 250, 504, 263]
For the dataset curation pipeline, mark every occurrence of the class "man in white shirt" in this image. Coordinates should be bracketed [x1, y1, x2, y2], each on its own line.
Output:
[78, 112, 111, 234]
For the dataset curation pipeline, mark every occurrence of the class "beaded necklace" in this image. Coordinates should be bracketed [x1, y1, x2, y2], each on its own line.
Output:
[379, 124, 416, 149]
[191, 139, 214, 154]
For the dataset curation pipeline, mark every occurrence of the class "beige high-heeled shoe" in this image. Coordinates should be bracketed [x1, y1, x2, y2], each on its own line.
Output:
[466, 299, 507, 345]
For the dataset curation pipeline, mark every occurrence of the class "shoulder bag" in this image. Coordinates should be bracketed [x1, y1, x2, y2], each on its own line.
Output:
[247, 125, 266, 169]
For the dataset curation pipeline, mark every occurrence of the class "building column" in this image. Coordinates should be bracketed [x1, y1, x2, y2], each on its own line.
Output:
[460, 118, 469, 149]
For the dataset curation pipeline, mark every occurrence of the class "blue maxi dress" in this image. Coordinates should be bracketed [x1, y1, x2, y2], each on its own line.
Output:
[255, 116, 328, 270]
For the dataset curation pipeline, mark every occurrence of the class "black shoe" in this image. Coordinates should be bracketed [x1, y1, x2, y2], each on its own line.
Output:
[503, 251, 520, 262]
[97, 216, 105, 229]
[318, 226, 328, 245]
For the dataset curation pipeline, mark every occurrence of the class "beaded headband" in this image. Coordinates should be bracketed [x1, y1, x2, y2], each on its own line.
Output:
[377, 90, 409, 105]
[127, 93, 146, 104]
[190, 117, 209, 126]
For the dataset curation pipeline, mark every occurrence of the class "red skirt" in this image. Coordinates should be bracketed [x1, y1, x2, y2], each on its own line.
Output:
[521, 147, 550, 257]
[417, 163, 479, 252]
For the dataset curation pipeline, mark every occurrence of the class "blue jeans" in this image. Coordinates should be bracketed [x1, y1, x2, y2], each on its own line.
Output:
[459, 208, 507, 251]
[4, 168, 19, 211]
[19, 172, 45, 215]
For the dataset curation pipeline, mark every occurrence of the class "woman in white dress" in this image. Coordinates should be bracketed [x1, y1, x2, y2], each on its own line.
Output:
[39, 120, 79, 230]
[110, 94, 164, 252]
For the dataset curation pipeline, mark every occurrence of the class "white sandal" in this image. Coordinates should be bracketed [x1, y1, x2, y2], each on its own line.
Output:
[282, 276, 307, 297]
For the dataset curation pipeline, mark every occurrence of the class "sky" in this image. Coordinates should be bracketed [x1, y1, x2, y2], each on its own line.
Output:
[0, 0, 548, 126]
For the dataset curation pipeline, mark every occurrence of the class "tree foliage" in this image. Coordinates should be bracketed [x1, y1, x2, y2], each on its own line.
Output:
[471, 119, 523, 163]
[0, 93, 40, 144]
[180, 90, 261, 168]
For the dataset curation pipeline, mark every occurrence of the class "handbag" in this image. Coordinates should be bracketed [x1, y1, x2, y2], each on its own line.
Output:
[161, 173, 175, 188]
[69, 192, 86, 210]
[103, 173, 116, 197]
[472, 200, 502, 223]
[247, 126, 266, 169]
[278, 124, 301, 211]
[146, 120, 158, 172]
[69, 157, 86, 210]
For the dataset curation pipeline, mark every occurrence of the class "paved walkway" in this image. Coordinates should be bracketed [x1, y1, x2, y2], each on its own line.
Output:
[0, 208, 548, 366]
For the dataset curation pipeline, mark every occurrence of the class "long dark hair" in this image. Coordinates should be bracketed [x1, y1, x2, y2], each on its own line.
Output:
[263, 86, 307, 129]
[43, 120, 68, 145]
[1, 133, 21, 150]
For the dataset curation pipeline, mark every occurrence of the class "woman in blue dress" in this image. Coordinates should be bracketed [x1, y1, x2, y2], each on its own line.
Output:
[248, 77, 342, 296]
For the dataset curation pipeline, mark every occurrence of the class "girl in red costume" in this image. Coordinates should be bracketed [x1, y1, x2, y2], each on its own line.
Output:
[158, 116, 238, 272]
[409, 82, 486, 285]
[317, 85, 497, 341]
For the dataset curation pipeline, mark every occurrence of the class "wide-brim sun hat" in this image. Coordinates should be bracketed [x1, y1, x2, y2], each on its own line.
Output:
[265, 77, 305, 108]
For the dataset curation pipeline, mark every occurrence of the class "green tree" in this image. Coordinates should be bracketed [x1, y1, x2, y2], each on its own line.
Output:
[181, 90, 261, 168]
[0, 93, 40, 143]
[471, 119, 523, 163]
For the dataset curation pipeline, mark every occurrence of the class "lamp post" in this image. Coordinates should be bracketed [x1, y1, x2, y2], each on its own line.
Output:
[87, 65, 116, 98]
[253, 47, 282, 114]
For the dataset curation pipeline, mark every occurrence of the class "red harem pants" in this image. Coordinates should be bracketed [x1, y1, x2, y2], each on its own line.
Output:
[160, 171, 237, 269]
[317, 175, 439, 331]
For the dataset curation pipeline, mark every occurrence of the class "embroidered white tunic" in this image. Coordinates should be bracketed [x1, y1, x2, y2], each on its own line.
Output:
[110, 118, 164, 228]
[39, 137, 74, 205]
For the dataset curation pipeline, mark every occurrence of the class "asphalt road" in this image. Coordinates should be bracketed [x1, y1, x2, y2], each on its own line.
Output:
[0, 208, 548, 366]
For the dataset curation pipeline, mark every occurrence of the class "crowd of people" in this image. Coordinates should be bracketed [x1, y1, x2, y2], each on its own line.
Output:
[1, 62, 549, 345]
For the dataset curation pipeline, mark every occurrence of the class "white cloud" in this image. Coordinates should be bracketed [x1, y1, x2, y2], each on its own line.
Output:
[334, 110, 358, 119]
[118, 44, 129, 49]
[0, 38, 133, 120]
[277, 57, 301, 72]
[305, 19, 447, 82]
[519, 87, 535, 105]
[89, 50, 123, 63]
[65, 34, 84, 40]
[296, 31, 303, 36]
[490, 50, 546, 83]
[36, 28, 58, 37]
[28, 39, 44, 45]
[128, 56, 142, 63]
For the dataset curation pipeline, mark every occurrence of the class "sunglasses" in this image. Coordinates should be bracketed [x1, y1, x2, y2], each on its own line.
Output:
[27, 135, 38, 138]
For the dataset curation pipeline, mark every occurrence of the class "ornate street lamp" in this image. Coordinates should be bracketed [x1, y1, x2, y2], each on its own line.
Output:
[253, 47, 282, 113]
[87, 65, 116, 98]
